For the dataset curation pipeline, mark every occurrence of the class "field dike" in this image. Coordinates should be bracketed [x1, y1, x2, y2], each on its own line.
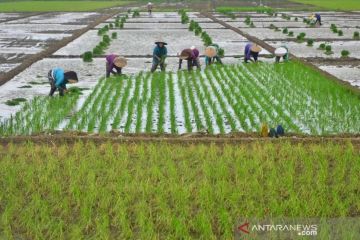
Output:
[1, 61, 360, 136]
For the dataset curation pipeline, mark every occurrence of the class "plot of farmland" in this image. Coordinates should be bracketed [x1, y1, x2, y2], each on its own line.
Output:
[2, 62, 360, 136]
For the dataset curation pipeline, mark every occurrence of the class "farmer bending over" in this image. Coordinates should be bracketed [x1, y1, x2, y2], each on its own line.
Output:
[151, 39, 167, 73]
[190, 46, 201, 70]
[106, 54, 127, 78]
[178, 48, 201, 71]
[244, 43, 262, 63]
[274, 46, 289, 63]
[205, 43, 223, 66]
[48, 68, 78, 97]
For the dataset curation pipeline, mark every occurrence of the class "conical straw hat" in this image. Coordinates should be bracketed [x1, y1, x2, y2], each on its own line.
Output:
[114, 57, 127, 68]
[250, 44, 262, 53]
[205, 46, 217, 57]
[274, 47, 287, 57]
[155, 38, 167, 45]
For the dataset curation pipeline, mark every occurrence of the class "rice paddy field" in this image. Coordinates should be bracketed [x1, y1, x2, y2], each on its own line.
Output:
[1, 2, 360, 239]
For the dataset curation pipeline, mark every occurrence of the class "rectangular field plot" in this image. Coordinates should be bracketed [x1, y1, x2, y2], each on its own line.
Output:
[2, 62, 360, 136]
[8, 12, 100, 24]
[318, 65, 360, 86]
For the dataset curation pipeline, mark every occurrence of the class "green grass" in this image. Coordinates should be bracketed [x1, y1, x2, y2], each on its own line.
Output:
[216, 6, 273, 13]
[0, 141, 359, 239]
[289, 0, 360, 11]
[0, 1, 130, 12]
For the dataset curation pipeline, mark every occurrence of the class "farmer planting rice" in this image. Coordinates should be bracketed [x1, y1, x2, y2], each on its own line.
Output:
[151, 39, 167, 73]
[105, 54, 127, 78]
[274, 46, 290, 63]
[48, 68, 78, 97]
[314, 13, 322, 25]
[191, 46, 201, 70]
[178, 47, 201, 71]
[147, 2, 153, 15]
[205, 43, 223, 66]
[244, 43, 262, 63]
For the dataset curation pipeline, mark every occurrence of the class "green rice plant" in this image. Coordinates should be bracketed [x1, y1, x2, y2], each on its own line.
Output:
[269, 23, 276, 29]
[145, 74, 158, 133]
[167, 73, 177, 133]
[111, 32, 117, 39]
[188, 20, 196, 31]
[295, 17, 298, 21]
[177, 72, 192, 132]
[217, 48, 225, 58]
[337, 30, 343, 36]
[341, 50, 350, 57]
[318, 43, 326, 50]
[288, 31, 294, 37]
[82, 51, 93, 62]
[353, 31, 360, 39]
[194, 26, 202, 36]
[157, 72, 166, 133]
[249, 21, 255, 28]
[124, 74, 142, 133]
[296, 32, 306, 42]
[5, 97, 27, 106]
[244, 16, 251, 25]
[307, 39, 314, 46]
[132, 10, 140, 18]
[325, 45, 333, 54]
[109, 23, 113, 29]
[282, 27, 288, 34]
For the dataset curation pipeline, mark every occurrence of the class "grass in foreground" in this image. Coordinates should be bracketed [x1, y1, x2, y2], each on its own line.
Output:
[0, 141, 359, 239]
[0, 1, 130, 12]
[289, 0, 360, 11]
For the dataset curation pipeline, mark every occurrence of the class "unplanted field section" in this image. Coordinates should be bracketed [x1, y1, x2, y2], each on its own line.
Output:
[2, 62, 360, 136]
[0, 141, 359, 239]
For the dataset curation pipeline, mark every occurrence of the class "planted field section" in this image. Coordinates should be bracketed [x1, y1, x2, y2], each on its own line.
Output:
[0, 141, 359, 239]
[2, 62, 360, 135]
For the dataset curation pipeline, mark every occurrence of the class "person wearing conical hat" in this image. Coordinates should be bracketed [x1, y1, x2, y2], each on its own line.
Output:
[178, 48, 201, 71]
[274, 45, 289, 63]
[205, 43, 223, 66]
[151, 39, 167, 73]
[147, 2, 153, 15]
[48, 68, 78, 97]
[106, 54, 127, 78]
[244, 43, 262, 63]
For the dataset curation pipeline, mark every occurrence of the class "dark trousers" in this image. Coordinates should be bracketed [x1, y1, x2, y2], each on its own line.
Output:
[48, 70, 64, 96]
[151, 62, 165, 73]
[315, 19, 322, 25]
[207, 56, 223, 65]
[244, 52, 258, 63]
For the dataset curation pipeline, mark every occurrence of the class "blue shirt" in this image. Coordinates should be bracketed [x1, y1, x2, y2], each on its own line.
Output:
[153, 45, 167, 64]
[52, 68, 67, 89]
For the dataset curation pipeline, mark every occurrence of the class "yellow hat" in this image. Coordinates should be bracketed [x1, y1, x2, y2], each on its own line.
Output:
[205, 46, 217, 57]
[250, 44, 262, 53]
[114, 57, 127, 68]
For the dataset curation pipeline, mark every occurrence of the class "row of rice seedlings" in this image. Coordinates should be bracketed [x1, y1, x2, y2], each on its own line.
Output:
[0, 91, 80, 136]
[199, 71, 239, 132]
[188, 72, 216, 133]
[135, 72, 151, 133]
[176, 72, 192, 132]
[180, 71, 205, 131]
[112, 76, 134, 130]
[157, 72, 167, 133]
[205, 66, 252, 131]
[167, 73, 178, 133]
[124, 73, 143, 132]
[145, 73, 160, 132]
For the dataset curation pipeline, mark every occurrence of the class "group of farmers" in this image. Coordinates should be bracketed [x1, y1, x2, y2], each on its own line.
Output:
[48, 10, 323, 97]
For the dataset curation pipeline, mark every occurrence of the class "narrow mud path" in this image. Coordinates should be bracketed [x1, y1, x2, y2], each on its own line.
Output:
[201, 12, 360, 96]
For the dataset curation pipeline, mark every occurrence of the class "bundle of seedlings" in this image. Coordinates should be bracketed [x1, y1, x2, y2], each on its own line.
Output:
[132, 10, 140, 18]
[282, 27, 288, 34]
[318, 43, 326, 50]
[354, 31, 360, 40]
[307, 39, 314, 46]
[82, 51, 93, 62]
[244, 16, 251, 25]
[288, 31, 294, 37]
[296, 32, 306, 42]
[93, 34, 112, 56]
[201, 31, 212, 46]
[341, 50, 350, 57]
[324, 45, 333, 55]
[97, 25, 109, 35]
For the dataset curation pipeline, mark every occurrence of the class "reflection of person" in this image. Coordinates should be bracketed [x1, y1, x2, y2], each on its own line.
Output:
[314, 13, 322, 25]
[244, 43, 262, 63]
[106, 54, 127, 77]
[147, 2, 153, 15]
[178, 48, 200, 71]
[48, 68, 78, 97]
[205, 43, 223, 66]
[275, 46, 289, 63]
[151, 39, 167, 73]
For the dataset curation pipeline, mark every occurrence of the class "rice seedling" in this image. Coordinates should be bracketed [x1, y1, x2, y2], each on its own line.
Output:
[244, 16, 251, 25]
[282, 27, 288, 34]
[4, 97, 27, 106]
[82, 51, 93, 62]
[341, 50, 350, 57]
[288, 31, 294, 37]
[318, 43, 326, 50]
[296, 32, 306, 42]
[325, 45, 333, 54]
[132, 10, 140, 18]
[111, 32, 117, 39]
[354, 31, 360, 39]
[337, 30, 343, 36]
[307, 39, 314, 46]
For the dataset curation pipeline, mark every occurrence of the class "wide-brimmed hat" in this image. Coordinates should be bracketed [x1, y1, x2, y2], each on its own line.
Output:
[274, 47, 288, 57]
[205, 46, 217, 57]
[179, 50, 191, 60]
[114, 57, 127, 68]
[155, 39, 167, 45]
[250, 44, 262, 53]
